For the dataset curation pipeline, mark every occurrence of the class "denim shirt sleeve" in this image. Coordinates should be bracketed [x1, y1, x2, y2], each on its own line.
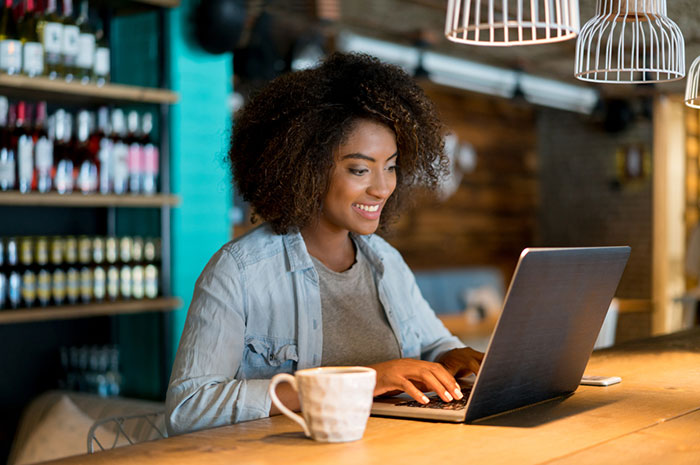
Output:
[165, 247, 272, 436]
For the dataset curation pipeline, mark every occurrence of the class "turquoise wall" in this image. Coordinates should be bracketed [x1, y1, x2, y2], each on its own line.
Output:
[110, 2, 232, 398]
[167, 0, 234, 363]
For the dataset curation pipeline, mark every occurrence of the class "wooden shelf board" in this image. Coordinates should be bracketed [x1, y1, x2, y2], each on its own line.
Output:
[0, 192, 180, 207]
[136, 0, 180, 7]
[0, 297, 182, 324]
[0, 74, 177, 104]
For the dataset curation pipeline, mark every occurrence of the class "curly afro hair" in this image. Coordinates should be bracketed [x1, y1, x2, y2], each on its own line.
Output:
[230, 52, 448, 235]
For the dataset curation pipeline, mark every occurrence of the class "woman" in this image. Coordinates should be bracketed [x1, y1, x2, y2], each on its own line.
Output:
[166, 52, 484, 436]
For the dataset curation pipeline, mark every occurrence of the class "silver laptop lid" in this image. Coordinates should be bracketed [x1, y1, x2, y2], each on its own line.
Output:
[463, 246, 630, 423]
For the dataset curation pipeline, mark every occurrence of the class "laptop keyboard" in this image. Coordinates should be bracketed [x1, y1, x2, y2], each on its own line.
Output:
[395, 387, 472, 410]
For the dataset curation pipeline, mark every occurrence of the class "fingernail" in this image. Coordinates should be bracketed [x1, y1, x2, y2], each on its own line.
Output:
[453, 388, 463, 400]
[444, 391, 453, 402]
[421, 395, 429, 404]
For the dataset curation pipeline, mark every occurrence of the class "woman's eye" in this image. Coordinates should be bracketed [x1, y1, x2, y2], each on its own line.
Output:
[349, 168, 368, 176]
[387, 165, 397, 172]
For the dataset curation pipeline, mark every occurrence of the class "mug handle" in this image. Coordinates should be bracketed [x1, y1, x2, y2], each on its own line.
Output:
[268, 373, 311, 437]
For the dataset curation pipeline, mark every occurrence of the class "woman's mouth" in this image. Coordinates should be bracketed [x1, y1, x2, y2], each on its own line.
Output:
[352, 202, 382, 220]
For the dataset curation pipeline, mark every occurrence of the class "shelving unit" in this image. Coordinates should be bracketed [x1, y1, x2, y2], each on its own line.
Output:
[0, 74, 177, 104]
[0, 297, 182, 324]
[0, 192, 180, 207]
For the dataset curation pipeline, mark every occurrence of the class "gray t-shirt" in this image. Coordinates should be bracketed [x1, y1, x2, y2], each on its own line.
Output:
[311, 244, 402, 367]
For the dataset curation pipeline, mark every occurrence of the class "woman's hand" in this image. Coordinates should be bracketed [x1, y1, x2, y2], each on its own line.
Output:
[437, 347, 484, 379]
[368, 359, 464, 404]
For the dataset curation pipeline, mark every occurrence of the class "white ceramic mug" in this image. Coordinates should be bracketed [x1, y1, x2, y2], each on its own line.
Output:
[268, 366, 376, 442]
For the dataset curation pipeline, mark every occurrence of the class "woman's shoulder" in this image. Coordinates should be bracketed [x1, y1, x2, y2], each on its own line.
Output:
[357, 233, 405, 263]
[220, 223, 288, 265]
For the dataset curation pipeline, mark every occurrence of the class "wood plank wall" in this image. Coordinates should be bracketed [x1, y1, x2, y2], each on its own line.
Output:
[384, 83, 538, 281]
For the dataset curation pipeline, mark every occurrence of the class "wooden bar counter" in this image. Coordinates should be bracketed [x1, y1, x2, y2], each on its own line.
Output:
[46, 329, 700, 465]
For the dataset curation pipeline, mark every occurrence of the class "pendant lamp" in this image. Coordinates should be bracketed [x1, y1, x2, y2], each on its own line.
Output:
[444, 0, 580, 46]
[575, 0, 684, 84]
[685, 56, 700, 108]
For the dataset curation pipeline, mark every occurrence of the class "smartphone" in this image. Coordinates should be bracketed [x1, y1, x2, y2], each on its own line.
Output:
[580, 375, 622, 386]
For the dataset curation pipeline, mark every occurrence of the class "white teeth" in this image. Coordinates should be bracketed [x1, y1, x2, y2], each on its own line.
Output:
[355, 204, 379, 212]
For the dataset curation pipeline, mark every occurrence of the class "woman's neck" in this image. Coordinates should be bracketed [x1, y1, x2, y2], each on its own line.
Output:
[301, 223, 356, 272]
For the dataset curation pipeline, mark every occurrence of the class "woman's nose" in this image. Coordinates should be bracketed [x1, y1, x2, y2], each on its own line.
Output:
[367, 171, 395, 199]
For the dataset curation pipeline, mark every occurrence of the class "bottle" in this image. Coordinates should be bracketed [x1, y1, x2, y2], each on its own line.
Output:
[7, 237, 20, 308]
[65, 235, 78, 304]
[35, 236, 50, 306]
[0, 0, 23, 75]
[74, 0, 91, 83]
[0, 237, 5, 309]
[36, 0, 62, 79]
[110, 109, 127, 194]
[92, 16, 108, 85]
[140, 113, 158, 195]
[92, 236, 104, 301]
[33, 101, 52, 192]
[19, 236, 36, 307]
[54, 109, 74, 194]
[126, 111, 141, 193]
[75, 110, 96, 193]
[59, 0, 78, 81]
[118, 236, 131, 299]
[16, 101, 34, 193]
[18, 0, 42, 77]
[77, 234, 91, 303]
[0, 96, 13, 191]
[131, 236, 143, 299]
[93, 106, 111, 193]
[50, 235, 65, 305]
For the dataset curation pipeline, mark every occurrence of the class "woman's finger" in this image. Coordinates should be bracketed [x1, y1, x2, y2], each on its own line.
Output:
[428, 364, 462, 400]
[400, 378, 430, 404]
[414, 369, 455, 402]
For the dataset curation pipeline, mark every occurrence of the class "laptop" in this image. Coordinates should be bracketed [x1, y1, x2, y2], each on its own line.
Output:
[371, 246, 631, 423]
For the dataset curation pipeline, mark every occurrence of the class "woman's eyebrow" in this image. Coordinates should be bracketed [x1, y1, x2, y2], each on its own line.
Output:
[341, 152, 398, 161]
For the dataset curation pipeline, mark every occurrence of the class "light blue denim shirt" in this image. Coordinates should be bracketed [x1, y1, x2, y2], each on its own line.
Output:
[165, 223, 463, 435]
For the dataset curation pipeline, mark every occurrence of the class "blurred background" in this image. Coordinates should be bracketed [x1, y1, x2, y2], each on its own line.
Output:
[1, 0, 700, 463]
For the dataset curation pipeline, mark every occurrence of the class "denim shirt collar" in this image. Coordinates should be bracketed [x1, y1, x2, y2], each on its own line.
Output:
[281, 229, 385, 276]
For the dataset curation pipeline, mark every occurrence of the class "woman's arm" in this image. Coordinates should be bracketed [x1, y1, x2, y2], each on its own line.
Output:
[166, 249, 273, 435]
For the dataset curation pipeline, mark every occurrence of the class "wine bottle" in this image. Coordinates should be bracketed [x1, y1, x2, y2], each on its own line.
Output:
[15, 101, 34, 193]
[75, 109, 96, 193]
[33, 101, 52, 192]
[126, 111, 141, 193]
[18, 0, 42, 77]
[92, 15, 108, 85]
[0, 0, 23, 75]
[110, 108, 127, 194]
[95, 106, 111, 193]
[54, 108, 74, 194]
[74, 0, 91, 83]
[0, 95, 14, 191]
[36, 0, 62, 79]
[141, 113, 158, 195]
[60, 0, 78, 81]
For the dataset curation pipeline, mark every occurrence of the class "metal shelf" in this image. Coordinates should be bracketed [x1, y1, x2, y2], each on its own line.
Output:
[0, 192, 180, 208]
[0, 297, 182, 324]
[0, 74, 177, 104]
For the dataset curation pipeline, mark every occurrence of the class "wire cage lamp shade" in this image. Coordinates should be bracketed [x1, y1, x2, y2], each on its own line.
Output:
[575, 0, 685, 84]
[685, 56, 700, 108]
[445, 0, 580, 46]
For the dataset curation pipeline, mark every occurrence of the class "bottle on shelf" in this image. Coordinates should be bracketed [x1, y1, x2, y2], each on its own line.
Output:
[59, 0, 78, 81]
[110, 108, 127, 195]
[65, 235, 79, 304]
[19, 236, 36, 307]
[35, 235, 51, 306]
[18, 0, 43, 77]
[36, 0, 62, 79]
[15, 101, 35, 193]
[126, 111, 141, 193]
[75, 109, 96, 193]
[94, 106, 111, 194]
[0, 0, 23, 75]
[7, 236, 20, 308]
[50, 236, 65, 305]
[33, 101, 52, 192]
[74, 0, 91, 84]
[78, 234, 92, 303]
[92, 16, 108, 86]
[54, 108, 74, 194]
[141, 113, 158, 195]
[105, 235, 118, 301]
[92, 236, 104, 301]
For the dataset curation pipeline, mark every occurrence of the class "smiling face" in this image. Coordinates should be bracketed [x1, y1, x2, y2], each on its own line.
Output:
[319, 119, 398, 237]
